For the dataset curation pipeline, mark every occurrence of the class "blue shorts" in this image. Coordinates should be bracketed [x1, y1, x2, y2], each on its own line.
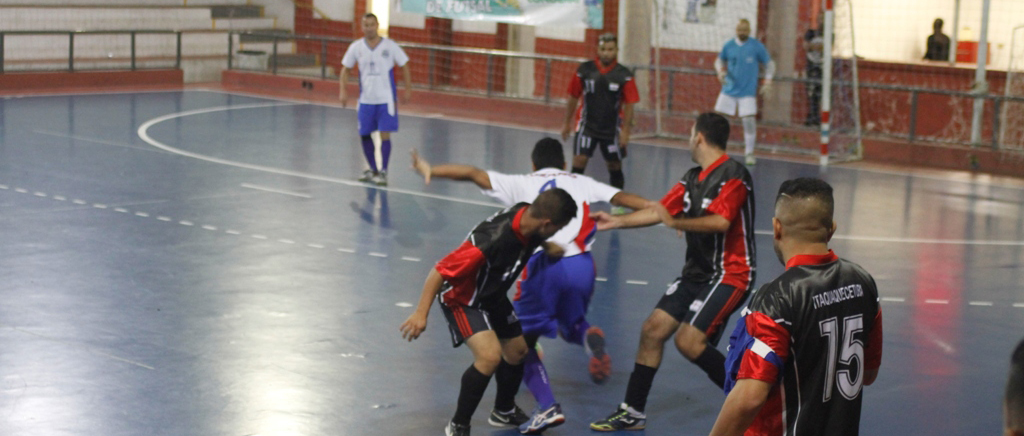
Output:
[357, 103, 399, 136]
[513, 251, 596, 344]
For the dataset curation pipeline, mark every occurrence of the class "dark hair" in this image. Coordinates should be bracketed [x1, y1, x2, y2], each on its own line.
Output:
[364, 13, 378, 22]
[1008, 338, 1024, 430]
[598, 33, 617, 45]
[934, 18, 944, 28]
[776, 177, 835, 225]
[531, 188, 577, 227]
[695, 112, 730, 150]
[532, 138, 566, 170]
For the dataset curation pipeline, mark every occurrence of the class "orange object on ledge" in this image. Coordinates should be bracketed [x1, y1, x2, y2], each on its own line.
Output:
[956, 41, 990, 64]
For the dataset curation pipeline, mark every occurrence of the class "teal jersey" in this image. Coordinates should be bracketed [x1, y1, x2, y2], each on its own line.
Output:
[719, 38, 771, 98]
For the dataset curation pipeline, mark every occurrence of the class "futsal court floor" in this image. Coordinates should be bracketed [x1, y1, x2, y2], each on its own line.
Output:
[0, 89, 1021, 436]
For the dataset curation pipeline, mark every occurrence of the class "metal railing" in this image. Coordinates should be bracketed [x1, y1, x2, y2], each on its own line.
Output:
[0, 29, 229, 73]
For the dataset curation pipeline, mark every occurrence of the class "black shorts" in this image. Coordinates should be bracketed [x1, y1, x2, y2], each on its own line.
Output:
[573, 132, 625, 161]
[439, 297, 523, 348]
[655, 277, 750, 346]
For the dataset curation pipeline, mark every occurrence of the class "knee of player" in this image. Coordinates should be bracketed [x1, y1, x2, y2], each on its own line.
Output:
[640, 316, 675, 343]
[674, 326, 708, 360]
[504, 345, 528, 365]
[475, 350, 504, 373]
[572, 154, 589, 166]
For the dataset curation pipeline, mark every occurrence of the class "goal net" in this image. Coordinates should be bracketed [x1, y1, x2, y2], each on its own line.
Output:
[1000, 24, 1024, 152]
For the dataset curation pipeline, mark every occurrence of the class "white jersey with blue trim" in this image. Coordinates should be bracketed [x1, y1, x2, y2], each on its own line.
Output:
[483, 168, 620, 257]
[341, 37, 409, 108]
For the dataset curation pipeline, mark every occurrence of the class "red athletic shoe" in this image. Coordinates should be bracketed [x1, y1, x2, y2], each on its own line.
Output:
[586, 326, 611, 384]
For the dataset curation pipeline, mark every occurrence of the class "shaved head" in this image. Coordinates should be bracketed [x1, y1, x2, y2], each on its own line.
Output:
[773, 178, 835, 263]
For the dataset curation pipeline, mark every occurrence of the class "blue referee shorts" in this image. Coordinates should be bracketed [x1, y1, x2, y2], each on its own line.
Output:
[357, 103, 399, 136]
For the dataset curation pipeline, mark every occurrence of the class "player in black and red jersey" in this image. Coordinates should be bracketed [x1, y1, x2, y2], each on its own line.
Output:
[399, 188, 577, 436]
[590, 112, 756, 431]
[561, 33, 639, 200]
[1007, 338, 1024, 436]
[708, 177, 883, 436]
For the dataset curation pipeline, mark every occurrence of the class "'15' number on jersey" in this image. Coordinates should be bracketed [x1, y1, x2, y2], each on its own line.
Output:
[818, 315, 864, 402]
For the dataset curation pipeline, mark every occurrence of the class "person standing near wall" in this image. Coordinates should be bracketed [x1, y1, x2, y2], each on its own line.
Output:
[340, 13, 412, 186]
[714, 19, 774, 166]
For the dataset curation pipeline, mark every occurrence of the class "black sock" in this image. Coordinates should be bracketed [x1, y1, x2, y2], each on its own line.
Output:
[571, 166, 585, 174]
[624, 363, 658, 412]
[693, 345, 726, 389]
[453, 364, 492, 426]
[494, 358, 524, 412]
[609, 169, 624, 190]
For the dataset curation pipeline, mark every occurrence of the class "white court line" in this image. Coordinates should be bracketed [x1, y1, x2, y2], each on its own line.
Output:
[338, 248, 355, 253]
[626, 280, 649, 286]
[93, 204, 107, 209]
[179, 221, 194, 226]
[401, 256, 421, 262]
[157, 216, 172, 221]
[14, 188, 27, 193]
[369, 252, 388, 258]
[53, 195, 66, 201]
[308, 243, 325, 249]
[137, 104, 502, 209]
[225, 230, 241, 235]
[72, 199, 87, 205]
[0, 185, 8, 189]
[925, 299, 950, 305]
[34, 192, 47, 197]
[201, 225, 218, 231]
[114, 208, 129, 213]
[251, 234, 268, 240]
[2, 323, 154, 370]
[595, 277, 608, 282]
[278, 239, 296, 244]
[968, 301, 994, 306]
[881, 297, 905, 302]
[395, 302, 414, 308]
[240, 183, 312, 199]
[1015, 303, 1024, 308]
[135, 212, 149, 217]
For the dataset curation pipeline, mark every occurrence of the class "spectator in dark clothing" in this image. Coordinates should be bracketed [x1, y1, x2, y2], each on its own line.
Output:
[924, 18, 951, 61]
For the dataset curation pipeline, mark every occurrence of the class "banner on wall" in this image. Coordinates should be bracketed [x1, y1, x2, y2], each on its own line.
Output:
[397, 0, 604, 29]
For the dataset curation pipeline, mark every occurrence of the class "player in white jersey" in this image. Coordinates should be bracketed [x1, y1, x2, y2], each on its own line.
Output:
[340, 13, 412, 186]
[412, 138, 650, 435]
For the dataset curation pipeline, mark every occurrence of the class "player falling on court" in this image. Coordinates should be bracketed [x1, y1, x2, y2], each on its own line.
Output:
[339, 13, 412, 186]
[708, 177, 883, 436]
[561, 33, 639, 213]
[411, 138, 650, 434]
[399, 188, 577, 436]
[714, 18, 774, 166]
[590, 112, 756, 431]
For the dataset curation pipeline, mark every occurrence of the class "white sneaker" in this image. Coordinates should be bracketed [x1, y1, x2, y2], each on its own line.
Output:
[745, 154, 757, 166]
[358, 170, 375, 182]
[374, 170, 388, 186]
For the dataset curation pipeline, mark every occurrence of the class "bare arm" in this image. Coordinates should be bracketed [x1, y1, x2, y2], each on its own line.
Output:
[649, 202, 731, 233]
[714, 57, 726, 84]
[592, 208, 662, 231]
[609, 191, 650, 211]
[339, 67, 351, 107]
[708, 379, 772, 436]
[561, 95, 580, 141]
[402, 63, 412, 102]
[399, 268, 444, 341]
[620, 102, 635, 148]
[410, 149, 492, 189]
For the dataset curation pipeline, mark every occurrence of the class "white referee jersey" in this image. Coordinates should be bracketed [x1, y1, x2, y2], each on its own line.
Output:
[341, 38, 409, 110]
[483, 168, 620, 257]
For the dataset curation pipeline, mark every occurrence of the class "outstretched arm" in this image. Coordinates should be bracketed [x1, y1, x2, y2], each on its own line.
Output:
[411, 149, 492, 189]
[609, 191, 650, 211]
[648, 202, 731, 233]
[591, 207, 661, 231]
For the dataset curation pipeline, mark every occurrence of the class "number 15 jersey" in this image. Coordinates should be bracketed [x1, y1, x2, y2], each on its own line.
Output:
[724, 251, 883, 436]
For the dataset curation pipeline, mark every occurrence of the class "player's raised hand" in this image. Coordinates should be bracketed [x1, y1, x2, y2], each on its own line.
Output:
[400, 312, 427, 341]
[410, 149, 432, 184]
[591, 211, 620, 231]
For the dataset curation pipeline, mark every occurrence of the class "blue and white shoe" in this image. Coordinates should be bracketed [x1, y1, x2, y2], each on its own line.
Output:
[519, 403, 565, 435]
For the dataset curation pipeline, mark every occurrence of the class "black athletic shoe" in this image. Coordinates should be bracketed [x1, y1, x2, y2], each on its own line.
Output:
[445, 420, 470, 436]
[589, 403, 647, 431]
[488, 405, 530, 427]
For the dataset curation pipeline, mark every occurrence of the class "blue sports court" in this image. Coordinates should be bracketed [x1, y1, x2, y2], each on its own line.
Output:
[0, 89, 1020, 435]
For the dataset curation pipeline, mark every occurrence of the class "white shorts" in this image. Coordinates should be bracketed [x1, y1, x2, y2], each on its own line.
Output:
[714, 93, 758, 117]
